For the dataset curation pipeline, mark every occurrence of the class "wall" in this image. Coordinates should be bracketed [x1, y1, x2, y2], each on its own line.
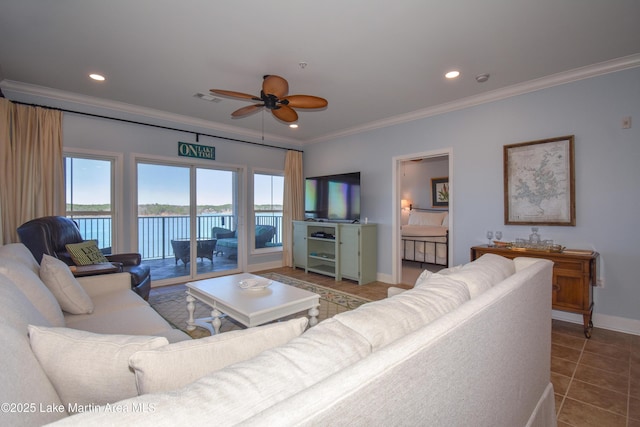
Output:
[304, 67, 640, 329]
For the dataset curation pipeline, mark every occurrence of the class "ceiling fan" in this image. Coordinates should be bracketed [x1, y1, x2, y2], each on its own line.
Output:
[210, 75, 328, 123]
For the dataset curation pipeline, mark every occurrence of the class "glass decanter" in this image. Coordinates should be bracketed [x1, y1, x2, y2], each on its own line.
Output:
[529, 227, 541, 246]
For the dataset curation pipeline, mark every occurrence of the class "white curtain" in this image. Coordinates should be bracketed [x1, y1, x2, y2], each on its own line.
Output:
[0, 98, 64, 244]
[282, 150, 304, 267]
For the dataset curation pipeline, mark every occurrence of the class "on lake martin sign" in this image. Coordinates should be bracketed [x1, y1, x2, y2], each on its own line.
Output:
[178, 142, 215, 160]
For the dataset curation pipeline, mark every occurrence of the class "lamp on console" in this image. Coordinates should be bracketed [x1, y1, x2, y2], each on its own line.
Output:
[401, 199, 412, 211]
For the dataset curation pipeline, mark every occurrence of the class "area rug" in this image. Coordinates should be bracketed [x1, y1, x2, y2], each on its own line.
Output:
[148, 272, 371, 339]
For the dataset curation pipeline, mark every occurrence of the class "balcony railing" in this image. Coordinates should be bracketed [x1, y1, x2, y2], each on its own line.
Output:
[72, 214, 283, 260]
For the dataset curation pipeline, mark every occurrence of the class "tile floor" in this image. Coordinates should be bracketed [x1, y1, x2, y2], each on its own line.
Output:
[552, 319, 640, 427]
[150, 266, 640, 426]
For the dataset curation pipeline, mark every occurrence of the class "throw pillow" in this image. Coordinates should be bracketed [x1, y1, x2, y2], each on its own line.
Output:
[39, 254, 94, 314]
[129, 317, 309, 395]
[27, 325, 169, 411]
[0, 243, 41, 275]
[447, 253, 515, 298]
[413, 269, 433, 287]
[65, 240, 109, 265]
[407, 210, 446, 226]
[0, 259, 65, 326]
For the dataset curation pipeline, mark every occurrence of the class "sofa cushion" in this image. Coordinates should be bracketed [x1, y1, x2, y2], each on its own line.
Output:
[446, 253, 515, 298]
[336, 276, 470, 350]
[27, 325, 169, 411]
[216, 231, 236, 240]
[129, 317, 309, 394]
[514, 256, 543, 272]
[39, 254, 94, 314]
[0, 324, 68, 425]
[65, 240, 109, 265]
[255, 225, 276, 248]
[64, 304, 178, 336]
[50, 317, 372, 425]
[0, 274, 52, 332]
[0, 277, 68, 425]
[0, 259, 65, 326]
[0, 242, 41, 274]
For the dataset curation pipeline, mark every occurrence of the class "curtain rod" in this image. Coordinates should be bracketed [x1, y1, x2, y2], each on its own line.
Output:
[10, 100, 303, 153]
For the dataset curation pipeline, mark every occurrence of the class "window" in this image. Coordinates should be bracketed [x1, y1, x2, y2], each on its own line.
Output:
[136, 159, 241, 282]
[64, 155, 116, 253]
[253, 172, 284, 252]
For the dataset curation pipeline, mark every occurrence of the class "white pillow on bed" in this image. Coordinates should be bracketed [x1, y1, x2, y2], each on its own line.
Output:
[408, 210, 446, 226]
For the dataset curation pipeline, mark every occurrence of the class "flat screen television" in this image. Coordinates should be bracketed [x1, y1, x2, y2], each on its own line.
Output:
[305, 172, 361, 222]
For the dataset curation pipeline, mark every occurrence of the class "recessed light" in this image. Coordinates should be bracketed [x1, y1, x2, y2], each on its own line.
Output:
[289, 124, 299, 129]
[445, 70, 460, 79]
[89, 73, 106, 81]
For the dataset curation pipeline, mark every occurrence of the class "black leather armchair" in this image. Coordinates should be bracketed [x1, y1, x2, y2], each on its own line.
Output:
[17, 216, 151, 300]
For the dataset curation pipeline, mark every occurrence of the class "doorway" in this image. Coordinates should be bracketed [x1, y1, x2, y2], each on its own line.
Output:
[136, 160, 242, 285]
[393, 149, 452, 285]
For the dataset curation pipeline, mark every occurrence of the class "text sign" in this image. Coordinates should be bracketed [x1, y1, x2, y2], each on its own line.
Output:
[178, 142, 215, 160]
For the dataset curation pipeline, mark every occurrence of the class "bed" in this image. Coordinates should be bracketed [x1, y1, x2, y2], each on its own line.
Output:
[401, 208, 449, 267]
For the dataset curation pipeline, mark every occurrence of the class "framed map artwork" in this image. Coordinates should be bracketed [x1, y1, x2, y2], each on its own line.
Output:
[504, 135, 575, 226]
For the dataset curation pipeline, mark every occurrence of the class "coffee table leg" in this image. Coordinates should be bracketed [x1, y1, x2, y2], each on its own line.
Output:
[211, 308, 223, 334]
[186, 294, 196, 331]
[308, 304, 319, 327]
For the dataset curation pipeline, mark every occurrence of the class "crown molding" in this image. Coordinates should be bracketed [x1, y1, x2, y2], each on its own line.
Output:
[3, 53, 639, 146]
[0, 79, 302, 147]
[307, 53, 640, 145]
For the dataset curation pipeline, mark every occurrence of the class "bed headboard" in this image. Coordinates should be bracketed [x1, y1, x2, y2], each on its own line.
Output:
[407, 207, 449, 227]
[411, 206, 448, 213]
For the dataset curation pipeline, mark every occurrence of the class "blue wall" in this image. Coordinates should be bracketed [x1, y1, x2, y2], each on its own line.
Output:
[304, 67, 640, 324]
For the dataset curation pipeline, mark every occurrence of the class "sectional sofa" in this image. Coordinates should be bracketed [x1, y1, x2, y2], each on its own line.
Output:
[0, 242, 556, 426]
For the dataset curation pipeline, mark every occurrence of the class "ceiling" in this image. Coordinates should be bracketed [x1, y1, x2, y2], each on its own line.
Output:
[1, 1, 639, 146]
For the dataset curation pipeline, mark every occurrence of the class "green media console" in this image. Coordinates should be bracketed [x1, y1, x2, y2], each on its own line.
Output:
[293, 221, 377, 285]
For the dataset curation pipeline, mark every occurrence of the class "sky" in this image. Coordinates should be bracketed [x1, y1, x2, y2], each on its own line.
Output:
[66, 158, 282, 206]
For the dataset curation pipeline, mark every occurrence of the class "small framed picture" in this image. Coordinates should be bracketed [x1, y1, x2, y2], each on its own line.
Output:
[431, 177, 449, 207]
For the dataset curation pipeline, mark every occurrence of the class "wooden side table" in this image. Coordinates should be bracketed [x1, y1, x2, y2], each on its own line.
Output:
[470, 245, 599, 338]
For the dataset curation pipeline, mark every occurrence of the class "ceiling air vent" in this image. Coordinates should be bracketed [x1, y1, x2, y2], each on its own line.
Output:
[194, 93, 222, 102]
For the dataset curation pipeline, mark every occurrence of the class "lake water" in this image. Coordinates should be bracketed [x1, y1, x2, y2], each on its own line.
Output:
[76, 214, 282, 259]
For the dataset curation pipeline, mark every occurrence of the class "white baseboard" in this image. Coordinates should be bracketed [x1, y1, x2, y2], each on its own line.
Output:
[552, 310, 640, 336]
[377, 272, 393, 284]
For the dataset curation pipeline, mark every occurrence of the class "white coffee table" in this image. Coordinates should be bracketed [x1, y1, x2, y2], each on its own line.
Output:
[185, 273, 320, 334]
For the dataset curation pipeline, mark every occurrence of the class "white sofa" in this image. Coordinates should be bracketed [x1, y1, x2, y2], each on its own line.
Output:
[0, 243, 556, 427]
[0, 243, 191, 426]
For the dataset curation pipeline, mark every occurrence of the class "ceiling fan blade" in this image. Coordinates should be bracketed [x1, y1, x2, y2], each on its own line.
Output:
[272, 105, 298, 123]
[262, 75, 289, 98]
[231, 104, 263, 117]
[282, 95, 328, 109]
[210, 89, 259, 101]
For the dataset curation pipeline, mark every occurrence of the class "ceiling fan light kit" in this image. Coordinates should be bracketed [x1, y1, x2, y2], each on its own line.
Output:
[211, 75, 327, 123]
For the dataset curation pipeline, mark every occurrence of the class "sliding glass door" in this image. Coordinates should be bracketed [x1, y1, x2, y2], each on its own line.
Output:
[137, 161, 240, 284]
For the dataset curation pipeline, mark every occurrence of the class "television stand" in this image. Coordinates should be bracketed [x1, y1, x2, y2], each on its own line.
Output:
[292, 221, 377, 285]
